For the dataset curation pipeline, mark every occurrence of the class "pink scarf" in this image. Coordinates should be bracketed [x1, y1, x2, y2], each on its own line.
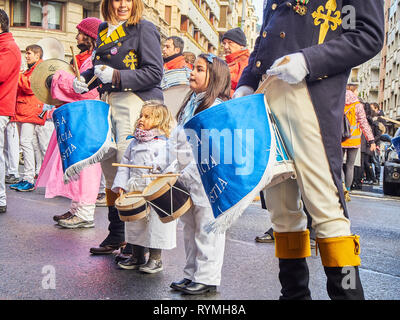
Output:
[134, 128, 161, 142]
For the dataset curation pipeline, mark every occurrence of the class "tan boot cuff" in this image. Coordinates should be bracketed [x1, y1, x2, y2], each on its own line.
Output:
[316, 235, 361, 267]
[274, 230, 311, 259]
[105, 188, 119, 206]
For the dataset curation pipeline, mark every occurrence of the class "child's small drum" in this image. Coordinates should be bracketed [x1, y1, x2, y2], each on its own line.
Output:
[142, 176, 192, 223]
[115, 191, 150, 222]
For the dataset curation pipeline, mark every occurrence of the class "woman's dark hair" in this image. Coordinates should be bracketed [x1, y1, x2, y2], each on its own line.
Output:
[363, 102, 373, 124]
[0, 9, 9, 33]
[177, 53, 231, 121]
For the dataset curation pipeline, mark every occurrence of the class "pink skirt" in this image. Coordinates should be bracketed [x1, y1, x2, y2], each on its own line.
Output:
[36, 130, 102, 204]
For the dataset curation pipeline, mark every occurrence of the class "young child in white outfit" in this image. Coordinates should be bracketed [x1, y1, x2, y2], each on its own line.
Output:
[167, 53, 231, 294]
[112, 101, 176, 273]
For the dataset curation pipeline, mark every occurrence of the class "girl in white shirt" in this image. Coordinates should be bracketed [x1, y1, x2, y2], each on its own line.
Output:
[112, 101, 176, 273]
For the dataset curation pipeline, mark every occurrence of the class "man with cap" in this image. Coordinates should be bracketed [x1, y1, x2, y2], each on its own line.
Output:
[222, 27, 250, 97]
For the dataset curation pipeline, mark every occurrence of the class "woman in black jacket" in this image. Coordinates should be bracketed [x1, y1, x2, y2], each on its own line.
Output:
[74, 0, 164, 257]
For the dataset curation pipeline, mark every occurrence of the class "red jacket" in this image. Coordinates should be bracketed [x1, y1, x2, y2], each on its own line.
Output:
[164, 55, 192, 71]
[13, 60, 47, 125]
[0, 32, 21, 117]
[225, 49, 250, 97]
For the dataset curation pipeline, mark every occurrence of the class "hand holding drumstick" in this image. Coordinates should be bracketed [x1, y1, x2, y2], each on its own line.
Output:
[112, 163, 181, 178]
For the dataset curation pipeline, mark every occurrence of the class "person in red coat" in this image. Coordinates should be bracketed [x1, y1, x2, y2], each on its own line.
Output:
[162, 36, 192, 70]
[222, 28, 250, 97]
[9, 44, 46, 192]
[0, 9, 21, 213]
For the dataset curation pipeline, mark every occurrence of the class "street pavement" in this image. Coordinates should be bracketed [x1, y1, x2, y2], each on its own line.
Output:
[0, 183, 399, 301]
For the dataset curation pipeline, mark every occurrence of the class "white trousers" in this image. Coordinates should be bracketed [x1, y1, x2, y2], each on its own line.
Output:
[4, 122, 20, 177]
[70, 201, 95, 222]
[0, 116, 9, 205]
[101, 92, 142, 189]
[34, 120, 54, 175]
[263, 79, 351, 239]
[17, 123, 36, 183]
[180, 205, 226, 286]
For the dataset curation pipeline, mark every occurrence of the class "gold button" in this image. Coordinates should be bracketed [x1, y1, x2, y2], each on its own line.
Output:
[96, 56, 100, 60]
[272, 3, 277, 10]
[262, 31, 267, 38]
[117, 43, 122, 47]
[107, 54, 111, 59]
[280, 32, 286, 39]
[256, 61, 261, 68]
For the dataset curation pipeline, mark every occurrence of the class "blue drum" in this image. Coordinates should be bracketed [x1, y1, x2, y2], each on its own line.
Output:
[184, 94, 295, 232]
[52, 100, 112, 183]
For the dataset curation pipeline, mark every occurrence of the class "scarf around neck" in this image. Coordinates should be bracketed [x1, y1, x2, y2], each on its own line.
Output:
[179, 92, 206, 126]
[133, 128, 162, 142]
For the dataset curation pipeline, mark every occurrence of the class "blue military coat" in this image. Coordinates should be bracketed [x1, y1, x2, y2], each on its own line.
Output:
[81, 19, 164, 102]
[238, 0, 384, 215]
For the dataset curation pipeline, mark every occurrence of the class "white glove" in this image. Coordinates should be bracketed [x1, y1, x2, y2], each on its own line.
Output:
[42, 104, 54, 112]
[72, 76, 89, 94]
[95, 65, 114, 84]
[266, 53, 309, 85]
[232, 85, 255, 99]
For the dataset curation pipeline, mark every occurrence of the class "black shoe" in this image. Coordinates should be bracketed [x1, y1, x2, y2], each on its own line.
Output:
[117, 256, 146, 270]
[180, 282, 217, 295]
[90, 242, 126, 255]
[170, 278, 192, 291]
[0, 206, 6, 213]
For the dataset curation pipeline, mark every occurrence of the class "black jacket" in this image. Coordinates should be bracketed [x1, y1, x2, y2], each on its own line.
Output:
[81, 20, 164, 102]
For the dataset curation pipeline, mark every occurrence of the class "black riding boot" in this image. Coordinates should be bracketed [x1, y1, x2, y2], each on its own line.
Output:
[278, 258, 312, 300]
[100, 205, 125, 247]
[324, 266, 365, 300]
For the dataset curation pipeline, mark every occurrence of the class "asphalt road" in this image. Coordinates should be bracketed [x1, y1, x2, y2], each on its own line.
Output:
[0, 186, 399, 301]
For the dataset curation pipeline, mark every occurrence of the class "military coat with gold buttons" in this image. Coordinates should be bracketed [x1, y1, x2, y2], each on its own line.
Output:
[81, 19, 164, 102]
[238, 0, 384, 215]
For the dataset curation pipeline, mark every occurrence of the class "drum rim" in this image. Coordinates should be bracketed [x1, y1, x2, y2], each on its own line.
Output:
[159, 197, 192, 223]
[118, 205, 150, 222]
[115, 191, 146, 210]
[142, 176, 178, 201]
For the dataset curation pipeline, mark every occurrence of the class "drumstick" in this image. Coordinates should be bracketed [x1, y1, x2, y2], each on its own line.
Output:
[255, 56, 291, 94]
[381, 116, 400, 126]
[70, 46, 80, 78]
[142, 173, 181, 178]
[87, 65, 107, 86]
[112, 163, 153, 169]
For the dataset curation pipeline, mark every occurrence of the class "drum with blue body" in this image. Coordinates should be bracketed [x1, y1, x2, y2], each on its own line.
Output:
[52, 99, 112, 183]
[184, 94, 293, 232]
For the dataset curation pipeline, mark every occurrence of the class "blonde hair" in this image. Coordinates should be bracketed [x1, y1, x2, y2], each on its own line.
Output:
[134, 101, 173, 138]
[101, 0, 144, 26]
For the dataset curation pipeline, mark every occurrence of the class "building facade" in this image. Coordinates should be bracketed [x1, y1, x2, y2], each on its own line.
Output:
[381, 0, 400, 122]
[1, 0, 259, 64]
[354, 0, 400, 130]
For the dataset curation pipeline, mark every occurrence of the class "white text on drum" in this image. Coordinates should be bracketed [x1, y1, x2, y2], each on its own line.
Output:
[186, 128, 255, 176]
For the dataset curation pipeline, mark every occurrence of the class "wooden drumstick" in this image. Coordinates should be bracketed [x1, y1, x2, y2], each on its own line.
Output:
[70, 46, 80, 78]
[255, 56, 291, 94]
[112, 163, 153, 169]
[142, 173, 181, 178]
[87, 65, 107, 86]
